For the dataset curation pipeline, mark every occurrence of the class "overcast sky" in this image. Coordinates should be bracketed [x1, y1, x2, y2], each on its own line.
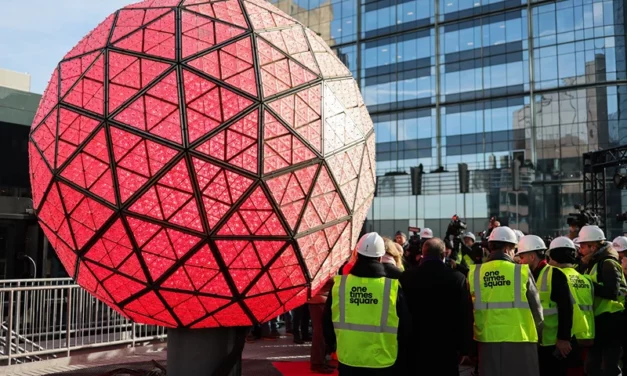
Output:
[0, 0, 131, 94]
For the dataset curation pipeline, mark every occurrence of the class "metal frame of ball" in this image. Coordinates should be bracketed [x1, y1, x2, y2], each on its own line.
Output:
[29, 1, 375, 328]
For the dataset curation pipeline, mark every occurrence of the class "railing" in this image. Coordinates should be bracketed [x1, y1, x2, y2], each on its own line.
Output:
[0, 279, 167, 365]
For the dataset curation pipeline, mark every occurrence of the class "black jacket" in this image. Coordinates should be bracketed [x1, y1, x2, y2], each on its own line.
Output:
[382, 262, 403, 279]
[323, 257, 412, 376]
[400, 258, 472, 376]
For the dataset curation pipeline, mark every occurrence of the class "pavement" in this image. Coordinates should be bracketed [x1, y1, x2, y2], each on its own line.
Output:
[5, 328, 474, 376]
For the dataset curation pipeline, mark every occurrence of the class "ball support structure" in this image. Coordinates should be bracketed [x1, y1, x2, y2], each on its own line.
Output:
[29, 0, 375, 373]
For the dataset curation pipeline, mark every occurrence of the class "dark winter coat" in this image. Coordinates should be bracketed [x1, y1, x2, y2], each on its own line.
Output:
[400, 257, 473, 376]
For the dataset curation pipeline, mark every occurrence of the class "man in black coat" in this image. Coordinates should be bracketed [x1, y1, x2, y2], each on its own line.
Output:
[399, 238, 473, 376]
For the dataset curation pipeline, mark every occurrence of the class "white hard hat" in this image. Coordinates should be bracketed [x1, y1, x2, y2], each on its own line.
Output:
[517, 235, 547, 254]
[356, 233, 385, 258]
[573, 237, 581, 249]
[612, 236, 627, 252]
[420, 228, 433, 239]
[463, 232, 476, 242]
[549, 236, 576, 251]
[578, 225, 606, 243]
[513, 230, 525, 242]
[488, 226, 518, 245]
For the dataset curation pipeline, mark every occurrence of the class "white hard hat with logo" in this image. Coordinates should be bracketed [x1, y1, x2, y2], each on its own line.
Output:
[578, 225, 606, 243]
[463, 232, 476, 242]
[488, 226, 518, 245]
[420, 228, 433, 239]
[517, 235, 547, 254]
[356, 232, 385, 258]
[612, 236, 627, 252]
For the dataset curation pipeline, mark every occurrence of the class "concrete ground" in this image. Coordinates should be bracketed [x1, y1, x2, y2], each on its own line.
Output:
[4, 328, 474, 376]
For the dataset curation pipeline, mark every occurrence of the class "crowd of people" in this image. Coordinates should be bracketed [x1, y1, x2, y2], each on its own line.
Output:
[248, 218, 627, 376]
[319, 220, 627, 376]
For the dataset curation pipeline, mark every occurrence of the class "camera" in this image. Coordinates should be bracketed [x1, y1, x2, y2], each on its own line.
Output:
[567, 204, 600, 228]
[407, 226, 422, 255]
[446, 215, 467, 238]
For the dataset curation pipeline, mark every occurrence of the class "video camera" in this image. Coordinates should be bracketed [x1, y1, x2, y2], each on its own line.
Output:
[567, 204, 600, 228]
[446, 215, 467, 238]
[407, 226, 421, 255]
[478, 217, 499, 248]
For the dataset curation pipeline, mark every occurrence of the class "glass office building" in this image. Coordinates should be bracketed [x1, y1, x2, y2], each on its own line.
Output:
[272, 0, 626, 237]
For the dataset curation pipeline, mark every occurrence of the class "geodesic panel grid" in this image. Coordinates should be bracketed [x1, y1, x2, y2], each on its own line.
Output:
[29, 0, 375, 328]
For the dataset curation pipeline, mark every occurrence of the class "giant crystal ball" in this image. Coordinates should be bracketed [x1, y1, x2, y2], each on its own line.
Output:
[28, 0, 375, 328]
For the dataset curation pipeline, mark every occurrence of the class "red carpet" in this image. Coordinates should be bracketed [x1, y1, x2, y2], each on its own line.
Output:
[273, 361, 338, 375]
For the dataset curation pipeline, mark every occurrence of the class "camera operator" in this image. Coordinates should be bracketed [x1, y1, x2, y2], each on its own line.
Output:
[566, 205, 600, 240]
[445, 215, 467, 264]
[402, 228, 422, 269]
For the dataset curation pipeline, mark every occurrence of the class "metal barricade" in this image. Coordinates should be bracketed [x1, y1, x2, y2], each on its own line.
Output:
[0, 279, 167, 365]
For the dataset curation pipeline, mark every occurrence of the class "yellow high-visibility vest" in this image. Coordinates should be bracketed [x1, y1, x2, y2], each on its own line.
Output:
[586, 259, 627, 316]
[537, 266, 595, 345]
[560, 267, 595, 340]
[469, 260, 538, 343]
[331, 275, 400, 368]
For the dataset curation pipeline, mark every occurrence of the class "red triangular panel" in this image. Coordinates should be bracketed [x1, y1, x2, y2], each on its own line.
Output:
[263, 112, 316, 174]
[57, 109, 101, 168]
[160, 291, 208, 326]
[114, 11, 176, 60]
[30, 145, 53, 211]
[60, 128, 116, 204]
[213, 303, 252, 327]
[111, 8, 170, 43]
[111, 126, 178, 202]
[60, 51, 100, 98]
[268, 85, 322, 152]
[218, 186, 287, 236]
[108, 51, 172, 113]
[243, 0, 295, 30]
[185, 0, 248, 29]
[31, 109, 58, 168]
[183, 70, 253, 143]
[243, 292, 281, 323]
[297, 228, 331, 278]
[187, 36, 257, 97]
[192, 157, 254, 229]
[63, 54, 106, 115]
[124, 290, 176, 326]
[266, 164, 318, 230]
[114, 71, 182, 144]
[84, 219, 134, 269]
[268, 245, 306, 289]
[195, 110, 258, 173]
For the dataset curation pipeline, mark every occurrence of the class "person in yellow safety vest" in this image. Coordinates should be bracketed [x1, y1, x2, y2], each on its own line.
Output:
[468, 226, 543, 376]
[545, 237, 595, 374]
[578, 225, 627, 376]
[323, 232, 411, 376]
[517, 234, 574, 376]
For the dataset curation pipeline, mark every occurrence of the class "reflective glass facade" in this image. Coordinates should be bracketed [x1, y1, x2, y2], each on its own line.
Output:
[271, 0, 627, 237]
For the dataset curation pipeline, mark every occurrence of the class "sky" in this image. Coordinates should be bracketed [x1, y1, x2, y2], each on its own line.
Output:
[0, 0, 131, 94]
